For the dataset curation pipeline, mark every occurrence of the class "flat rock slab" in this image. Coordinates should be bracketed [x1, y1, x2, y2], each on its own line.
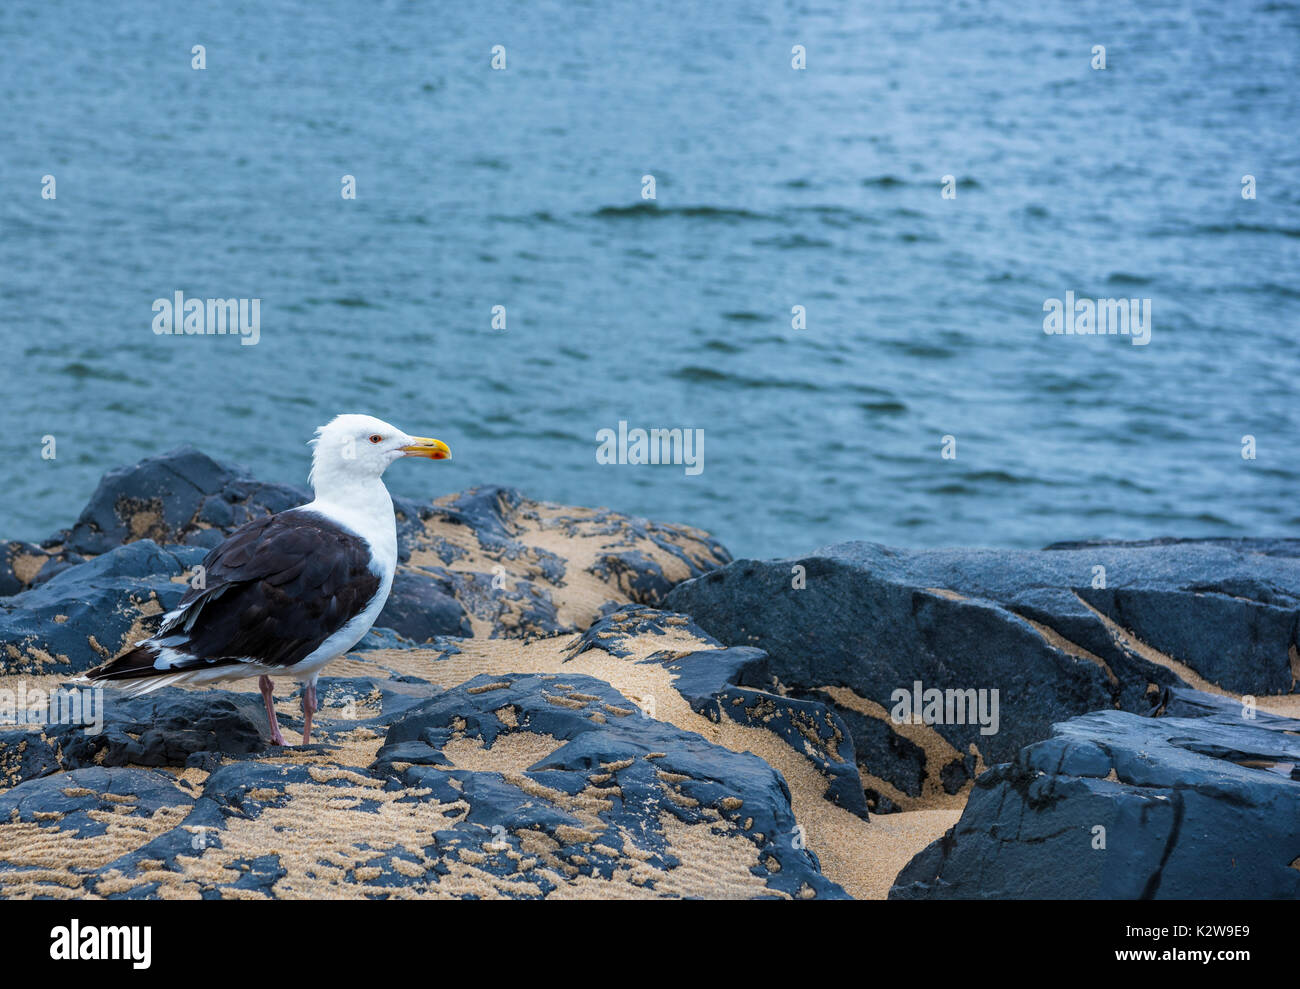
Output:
[666, 539, 1300, 810]
[0, 605, 861, 897]
[0, 670, 846, 899]
[0, 674, 439, 791]
[890, 701, 1300, 899]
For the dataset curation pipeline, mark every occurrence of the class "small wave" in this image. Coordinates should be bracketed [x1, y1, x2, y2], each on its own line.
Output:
[591, 203, 773, 222]
[1229, 281, 1300, 300]
[1163, 222, 1300, 239]
[1105, 272, 1153, 286]
[858, 400, 908, 415]
[882, 341, 956, 359]
[59, 362, 135, 383]
[702, 339, 744, 353]
[490, 211, 562, 225]
[670, 366, 820, 391]
[963, 470, 1038, 485]
[753, 234, 833, 249]
[796, 205, 878, 227]
[860, 175, 906, 188]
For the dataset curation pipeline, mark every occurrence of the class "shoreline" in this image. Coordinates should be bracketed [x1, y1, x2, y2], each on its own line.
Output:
[3, 448, 1299, 899]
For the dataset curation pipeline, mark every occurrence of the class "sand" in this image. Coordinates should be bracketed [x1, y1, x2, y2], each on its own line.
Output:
[345, 627, 960, 899]
[7, 598, 1296, 898]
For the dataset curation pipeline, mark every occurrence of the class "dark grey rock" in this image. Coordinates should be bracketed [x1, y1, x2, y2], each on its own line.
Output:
[0, 540, 206, 675]
[63, 445, 308, 558]
[0, 686, 269, 788]
[666, 539, 1300, 805]
[562, 603, 718, 659]
[651, 646, 868, 817]
[4, 450, 729, 644]
[376, 571, 472, 640]
[288, 675, 438, 725]
[372, 671, 848, 898]
[0, 766, 194, 833]
[889, 703, 1300, 899]
[0, 541, 52, 596]
[565, 605, 870, 817]
[39, 672, 847, 899]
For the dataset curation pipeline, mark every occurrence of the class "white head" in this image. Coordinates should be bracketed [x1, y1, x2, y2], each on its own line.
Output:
[307, 413, 450, 498]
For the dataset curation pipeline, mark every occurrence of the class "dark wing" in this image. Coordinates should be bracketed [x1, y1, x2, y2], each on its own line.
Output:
[153, 509, 382, 671]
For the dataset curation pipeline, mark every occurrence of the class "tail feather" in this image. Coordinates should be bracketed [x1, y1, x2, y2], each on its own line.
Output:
[80, 644, 193, 696]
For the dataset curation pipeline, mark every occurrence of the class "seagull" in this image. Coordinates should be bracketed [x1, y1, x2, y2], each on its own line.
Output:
[80, 414, 450, 745]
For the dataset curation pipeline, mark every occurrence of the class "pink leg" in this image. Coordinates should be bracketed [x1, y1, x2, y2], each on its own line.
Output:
[259, 675, 286, 746]
[301, 683, 318, 745]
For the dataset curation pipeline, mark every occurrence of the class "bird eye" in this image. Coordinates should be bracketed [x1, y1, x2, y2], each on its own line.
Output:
[368, 434, 383, 444]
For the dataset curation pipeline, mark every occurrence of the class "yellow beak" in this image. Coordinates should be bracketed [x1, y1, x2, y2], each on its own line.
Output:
[400, 437, 451, 460]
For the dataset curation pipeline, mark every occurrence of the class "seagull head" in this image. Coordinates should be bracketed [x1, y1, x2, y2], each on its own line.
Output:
[308, 413, 450, 493]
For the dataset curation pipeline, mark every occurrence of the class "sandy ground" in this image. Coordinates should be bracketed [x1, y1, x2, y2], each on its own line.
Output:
[340, 628, 962, 899]
[9, 615, 1296, 898]
[0, 622, 962, 899]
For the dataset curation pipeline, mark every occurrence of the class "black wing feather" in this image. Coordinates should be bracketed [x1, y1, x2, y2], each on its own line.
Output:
[160, 510, 382, 670]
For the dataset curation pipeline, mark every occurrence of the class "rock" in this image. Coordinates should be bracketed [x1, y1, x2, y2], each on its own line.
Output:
[377, 571, 472, 640]
[889, 700, 1300, 899]
[0, 609, 869, 897]
[561, 605, 870, 817]
[395, 485, 731, 637]
[63, 446, 308, 558]
[0, 541, 56, 597]
[2, 450, 731, 642]
[0, 687, 269, 789]
[0, 672, 847, 899]
[666, 539, 1300, 809]
[370, 672, 846, 899]
[287, 675, 439, 726]
[0, 674, 445, 792]
[0, 767, 198, 897]
[1, 449, 908, 899]
[0, 540, 206, 675]
[0, 766, 194, 831]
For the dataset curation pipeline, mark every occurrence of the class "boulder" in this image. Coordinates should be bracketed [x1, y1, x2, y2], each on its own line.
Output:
[666, 539, 1300, 810]
[1, 449, 731, 642]
[0, 687, 269, 789]
[561, 604, 869, 817]
[394, 485, 731, 638]
[63, 446, 308, 557]
[890, 699, 1300, 899]
[0, 540, 206, 675]
[371, 671, 846, 898]
[0, 672, 847, 899]
[0, 767, 198, 898]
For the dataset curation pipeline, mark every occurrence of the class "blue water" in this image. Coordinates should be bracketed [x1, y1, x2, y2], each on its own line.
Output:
[2, 1, 1298, 558]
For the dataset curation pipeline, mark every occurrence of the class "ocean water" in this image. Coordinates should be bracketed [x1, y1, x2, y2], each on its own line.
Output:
[1, 0, 1298, 559]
